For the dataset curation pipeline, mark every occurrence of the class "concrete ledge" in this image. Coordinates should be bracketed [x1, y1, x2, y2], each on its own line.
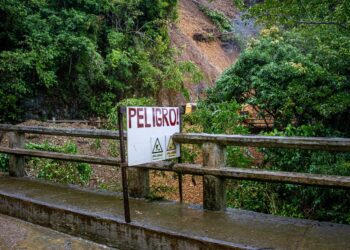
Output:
[0, 177, 350, 249]
[0, 194, 245, 250]
[0, 178, 248, 250]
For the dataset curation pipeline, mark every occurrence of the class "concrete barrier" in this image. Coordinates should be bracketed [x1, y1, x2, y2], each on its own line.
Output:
[1, 177, 350, 250]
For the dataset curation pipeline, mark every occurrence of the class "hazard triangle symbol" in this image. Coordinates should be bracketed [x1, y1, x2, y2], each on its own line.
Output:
[152, 138, 163, 153]
[167, 137, 176, 151]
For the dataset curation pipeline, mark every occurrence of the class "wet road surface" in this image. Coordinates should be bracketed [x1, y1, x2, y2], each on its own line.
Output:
[0, 213, 115, 250]
[1, 177, 350, 249]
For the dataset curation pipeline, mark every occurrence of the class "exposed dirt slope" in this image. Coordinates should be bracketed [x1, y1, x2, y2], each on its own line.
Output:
[167, 0, 238, 103]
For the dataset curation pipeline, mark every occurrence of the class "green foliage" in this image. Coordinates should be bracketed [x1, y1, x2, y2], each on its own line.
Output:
[180, 144, 199, 164]
[209, 27, 350, 134]
[187, 101, 246, 134]
[206, 1, 350, 223]
[185, 101, 251, 168]
[226, 181, 281, 215]
[242, 1, 350, 31]
[26, 141, 92, 185]
[198, 5, 232, 32]
[226, 126, 350, 224]
[258, 125, 350, 223]
[0, 154, 9, 172]
[0, 0, 202, 122]
[209, 28, 350, 221]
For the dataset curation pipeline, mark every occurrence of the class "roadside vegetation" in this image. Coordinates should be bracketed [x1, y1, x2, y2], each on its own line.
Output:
[0, 0, 349, 224]
[0, 140, 91, 185]
[26, 141, 92, 185]
[190, 1, 350, 223]
[0, 0, 202, 122]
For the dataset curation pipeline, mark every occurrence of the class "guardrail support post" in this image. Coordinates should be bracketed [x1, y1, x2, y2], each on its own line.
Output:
[8, 132, 26, 177]
[128, 168, 149, 198]
[202, 143, 226, 211]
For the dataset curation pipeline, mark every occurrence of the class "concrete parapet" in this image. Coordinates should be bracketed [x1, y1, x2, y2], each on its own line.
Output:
[0, 177, 350, 250]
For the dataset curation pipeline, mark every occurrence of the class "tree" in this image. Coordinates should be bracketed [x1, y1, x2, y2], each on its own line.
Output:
[241, 0, 350, 31]
[0, 0, 202, 122]
[208, 26, 350, 135]
[204, 1, 350, 223]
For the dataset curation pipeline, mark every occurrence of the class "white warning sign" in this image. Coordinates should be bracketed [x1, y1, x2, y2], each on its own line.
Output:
[126, 107, 180, 166]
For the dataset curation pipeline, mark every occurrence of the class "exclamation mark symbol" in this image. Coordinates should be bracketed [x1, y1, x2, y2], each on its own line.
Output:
[176, 108, 179, 125]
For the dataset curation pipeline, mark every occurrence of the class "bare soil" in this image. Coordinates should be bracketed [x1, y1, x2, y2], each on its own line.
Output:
[164, 0, 239, 105]
[150, 172, 203, 204]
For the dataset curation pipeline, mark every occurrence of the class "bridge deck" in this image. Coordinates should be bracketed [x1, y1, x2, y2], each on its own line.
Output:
[0, 176, 349, 249]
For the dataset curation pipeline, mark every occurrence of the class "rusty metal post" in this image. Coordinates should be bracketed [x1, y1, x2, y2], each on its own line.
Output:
[178, 172, 183, 203]
[178, 106, 184, 203]
[202, 142, 226, 211]
[8, 132, 26, 177]
[118, 107, 131, 223]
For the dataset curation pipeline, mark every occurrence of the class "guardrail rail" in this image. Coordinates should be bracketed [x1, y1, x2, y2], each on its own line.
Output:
[0, 124, 349, 212]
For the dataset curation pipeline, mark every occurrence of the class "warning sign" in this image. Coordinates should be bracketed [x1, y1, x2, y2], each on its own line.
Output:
[151, 137, 164, 161]
[167, 137, 176, 151]
[166, 136, 178, 159]
[152, 138, 163, 153]
[126, 107, 180, 166]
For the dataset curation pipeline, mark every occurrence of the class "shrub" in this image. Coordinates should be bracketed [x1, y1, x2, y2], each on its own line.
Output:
[208, 27, 350, 134]
[260, 125, 350, 223]
[184, 101, 252, 167]
[26, 141, 92, 185]
[198, 5, 232, 32]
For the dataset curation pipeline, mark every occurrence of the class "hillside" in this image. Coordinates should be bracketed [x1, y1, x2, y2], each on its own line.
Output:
[163, 0, 239, 104]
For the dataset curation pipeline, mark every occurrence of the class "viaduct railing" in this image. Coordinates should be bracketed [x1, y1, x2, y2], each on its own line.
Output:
[0, 124, 350, 212]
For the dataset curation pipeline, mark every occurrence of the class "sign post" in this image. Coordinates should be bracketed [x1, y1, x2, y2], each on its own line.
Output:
[126, 107, 181, 166]
[178, 106, 184, 203]
[118, 107, 131, 223]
